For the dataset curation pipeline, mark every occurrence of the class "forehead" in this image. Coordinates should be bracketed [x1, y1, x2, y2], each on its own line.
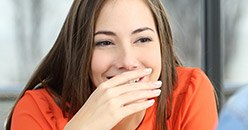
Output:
[95, 0, 156, 31]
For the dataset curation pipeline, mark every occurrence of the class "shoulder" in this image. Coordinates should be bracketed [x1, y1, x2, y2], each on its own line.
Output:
[14, 88, 53, 113]
[174, 66, 214, 96]
[13, 88, 51, 115]
[11, 88, 60, 130]
[169, 67, 218, 129]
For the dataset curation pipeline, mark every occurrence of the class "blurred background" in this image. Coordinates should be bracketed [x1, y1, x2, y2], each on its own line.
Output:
[0, 0, 248, 129]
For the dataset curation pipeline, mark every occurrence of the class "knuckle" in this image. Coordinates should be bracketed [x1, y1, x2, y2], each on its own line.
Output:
[98, 82, 106, 88]
[98, 82, 108, 91]
[104, 89, 114, 98]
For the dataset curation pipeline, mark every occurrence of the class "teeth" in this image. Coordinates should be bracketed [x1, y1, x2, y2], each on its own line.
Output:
[129, 78, 140, 83]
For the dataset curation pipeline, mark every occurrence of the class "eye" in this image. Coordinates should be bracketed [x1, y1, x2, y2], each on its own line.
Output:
[135, 37, 152, 44]
[95, 41, 114, 47]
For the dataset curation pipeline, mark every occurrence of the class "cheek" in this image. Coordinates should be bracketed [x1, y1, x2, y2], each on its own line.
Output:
[91, 50, 112, 87]
[141, 45, 161, 81]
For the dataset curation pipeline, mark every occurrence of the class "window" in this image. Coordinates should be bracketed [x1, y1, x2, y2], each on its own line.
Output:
[222, 0, 248, 96]
[163, 0, 203, 67]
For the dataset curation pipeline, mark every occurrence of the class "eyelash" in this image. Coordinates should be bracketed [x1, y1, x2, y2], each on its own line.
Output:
[135, 37, 152, 43]
[95, 41, 114, 47]
[95, 37, 152, 47]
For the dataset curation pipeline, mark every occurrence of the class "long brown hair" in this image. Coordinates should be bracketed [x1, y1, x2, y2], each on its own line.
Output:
[5, 0, 181, 130]
[146, 0, 181, 129]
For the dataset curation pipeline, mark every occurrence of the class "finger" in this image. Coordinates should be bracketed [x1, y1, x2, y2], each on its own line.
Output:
[98, 81, 162, 105]
[108, 81, 162, 97]
[99, 68, 152, 89]
[118, 89, 161, 106]
[120, 99, 155, 118]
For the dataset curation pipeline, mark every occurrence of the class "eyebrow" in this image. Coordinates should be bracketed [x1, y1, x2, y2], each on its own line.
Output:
[132, 27, 155, 34]
[94, 27, 155, 36]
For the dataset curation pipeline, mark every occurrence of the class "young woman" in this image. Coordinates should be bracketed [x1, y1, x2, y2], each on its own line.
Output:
[6, 0, 218, 130]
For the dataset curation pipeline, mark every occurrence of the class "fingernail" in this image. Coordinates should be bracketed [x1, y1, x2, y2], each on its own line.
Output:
[143, 68, 152, 74]
[153, 89, 161, 95]
[152, 81, 162, 88]
[147, 99, 155, 105]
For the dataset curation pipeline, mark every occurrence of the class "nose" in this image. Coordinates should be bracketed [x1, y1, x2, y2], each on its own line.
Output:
[115, 47, 140, 71]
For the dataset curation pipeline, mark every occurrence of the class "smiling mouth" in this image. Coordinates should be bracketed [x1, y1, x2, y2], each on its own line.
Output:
[107, 76, 114, 79]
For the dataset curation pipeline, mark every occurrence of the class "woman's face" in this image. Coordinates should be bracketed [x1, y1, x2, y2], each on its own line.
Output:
[91, 0, 161, 87]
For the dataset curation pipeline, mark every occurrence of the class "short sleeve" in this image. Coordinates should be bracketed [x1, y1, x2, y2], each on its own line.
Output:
[180, 68, 218, 130]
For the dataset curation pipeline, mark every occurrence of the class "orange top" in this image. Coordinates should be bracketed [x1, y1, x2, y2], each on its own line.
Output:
[11, 67, 218, 130]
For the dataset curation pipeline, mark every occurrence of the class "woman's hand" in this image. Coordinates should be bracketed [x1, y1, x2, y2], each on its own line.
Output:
[64, 68, 162, 130]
